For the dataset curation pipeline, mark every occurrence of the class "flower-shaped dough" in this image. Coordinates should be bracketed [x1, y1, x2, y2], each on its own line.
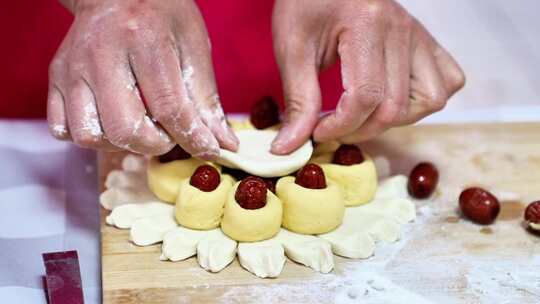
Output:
[175, 175, 234, 230]
[320, 153, 378, 206]
[221, 181, 283, 242]
[276, 176, 345, 234]
[147, 157, 219, 203]
[105, 155, 418, 279]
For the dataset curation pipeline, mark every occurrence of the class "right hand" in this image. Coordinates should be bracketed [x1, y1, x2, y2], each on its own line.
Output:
[47, 0, 238, 159]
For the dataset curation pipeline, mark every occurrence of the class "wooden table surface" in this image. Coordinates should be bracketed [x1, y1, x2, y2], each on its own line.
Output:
[99, 123, 540, 304]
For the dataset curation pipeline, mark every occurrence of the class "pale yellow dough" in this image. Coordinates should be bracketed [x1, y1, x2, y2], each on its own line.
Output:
[147, 157, 219, 203]
[310, 141, 340, 164]
[276, 176, 345, 234]
[228, 119, 280, 132]
[175, 175, 234, 230]
[320, 153, 378, 206]
[221, 182, 283, 242]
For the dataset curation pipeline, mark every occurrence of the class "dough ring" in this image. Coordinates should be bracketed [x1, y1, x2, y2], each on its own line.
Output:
[147, 157, 218, 203]
[175, 175, 234, 230]
[221, 181, 283, 242]
[215, 130, 313, 178]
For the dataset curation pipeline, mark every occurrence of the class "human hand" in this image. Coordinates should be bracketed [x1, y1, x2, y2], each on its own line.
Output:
[271, 0, 465, 154]
[48, 0, 238, 158]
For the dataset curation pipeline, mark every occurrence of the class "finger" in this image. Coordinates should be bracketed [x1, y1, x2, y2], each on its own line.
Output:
[130, 42, 219, 159]
[47, 84, 71, 140]
[63, 79, 121, 151]
[270, 39, 321, 155]
[400, 40, 448, 125]
[87, 52, 174, 155]
[419, 25, 465, 97]
[176, 29, 239, 151]
[341, 22, 413, 143]
[313, 27, 386, 143]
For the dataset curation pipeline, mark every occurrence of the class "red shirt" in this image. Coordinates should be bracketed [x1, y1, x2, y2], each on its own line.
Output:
[1, 0, 342, 118]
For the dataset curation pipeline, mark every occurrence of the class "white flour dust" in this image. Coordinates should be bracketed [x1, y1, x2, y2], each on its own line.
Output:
[52, 124, 67, 137]
[82, 102, 102, 137]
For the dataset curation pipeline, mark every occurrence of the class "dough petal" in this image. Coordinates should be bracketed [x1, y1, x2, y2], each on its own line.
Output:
[237, 239, 286, 278]
[275, 229, 334, 273]
[161, 227, 214, 262]
[375, 175, 410, 200]
[356, 197, 416, 224]
[344, 211, 402, 243]
[99, 187, 157, 210]
[130, 214, 177, 246]
[318, 226, 375, 259]
[122, 154, 146, 172]
[197, 230, 237, 272]
[105, 170, 147, 190]
[216, 130, 313, 178]
[106, 202, 173, 229]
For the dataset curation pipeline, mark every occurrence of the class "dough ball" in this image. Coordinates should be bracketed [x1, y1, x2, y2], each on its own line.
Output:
[321, 153, 378, 206]
[175, 175, 234, 230]
[276, 176, 345, 234]
[147, 157, 219, 203]
[221, 181, 283, 242]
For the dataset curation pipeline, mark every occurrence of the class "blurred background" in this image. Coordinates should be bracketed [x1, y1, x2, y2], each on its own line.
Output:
[0, 0, 538, 121]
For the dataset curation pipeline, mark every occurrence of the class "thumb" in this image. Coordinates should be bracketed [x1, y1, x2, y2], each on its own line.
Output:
[271, 46, 321, 155]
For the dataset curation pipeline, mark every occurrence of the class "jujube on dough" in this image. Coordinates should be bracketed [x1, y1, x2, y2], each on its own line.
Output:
[221, 178, 283, 242]
[277, 164, 345, 235]
[175, 167, 233, 230]
[320, 146, 378, 206]
[147, 150, 219, 203]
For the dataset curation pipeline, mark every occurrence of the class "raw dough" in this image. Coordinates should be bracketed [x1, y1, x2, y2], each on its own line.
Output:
[318, 225, 376, 259]
[106, 202, 173, 229]
[197, 229, 237, 272]
[216, 130, 313, 178]
[310, 141, 340, 164]
[130, 214, 177, 246]
[147, 156, 218, 203]
[100, 167, 157, 210]
[105, 169, 147, 190]
[275, 229, 334, 273]
[100, 187, 157, 210]
[175, 175, 234, 230]
[237, 239, 286, 278]
[104, 154, 419, 278]
[228, 119, 280, 132]
[121, 154, 146, 172]
[221, 181, 283, 242]
[375, 175, 410, 200]
[320, 153, 378, 206]
[276, 176, 345, 234]
[161, 227, 215, 262]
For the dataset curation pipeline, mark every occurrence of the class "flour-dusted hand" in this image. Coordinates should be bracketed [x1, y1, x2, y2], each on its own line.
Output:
[271, 0, 465, 153]
[47, 0, 238, 158]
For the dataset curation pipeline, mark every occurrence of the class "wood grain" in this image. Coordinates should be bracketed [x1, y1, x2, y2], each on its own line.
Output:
[100, 123, 540, 303]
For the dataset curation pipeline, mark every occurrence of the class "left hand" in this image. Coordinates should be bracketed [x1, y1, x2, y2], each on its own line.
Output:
[270, 0, 465, 154]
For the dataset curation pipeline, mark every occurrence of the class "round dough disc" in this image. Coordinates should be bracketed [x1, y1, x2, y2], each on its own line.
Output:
[216, 130, 313, 178]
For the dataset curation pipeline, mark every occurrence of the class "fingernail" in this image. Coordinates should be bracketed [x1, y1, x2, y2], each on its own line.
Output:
[227, 126, 240, 146]
[271, 137, 287, 155]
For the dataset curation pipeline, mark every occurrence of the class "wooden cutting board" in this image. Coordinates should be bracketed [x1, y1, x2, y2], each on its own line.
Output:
[99, 123, 540, 303]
